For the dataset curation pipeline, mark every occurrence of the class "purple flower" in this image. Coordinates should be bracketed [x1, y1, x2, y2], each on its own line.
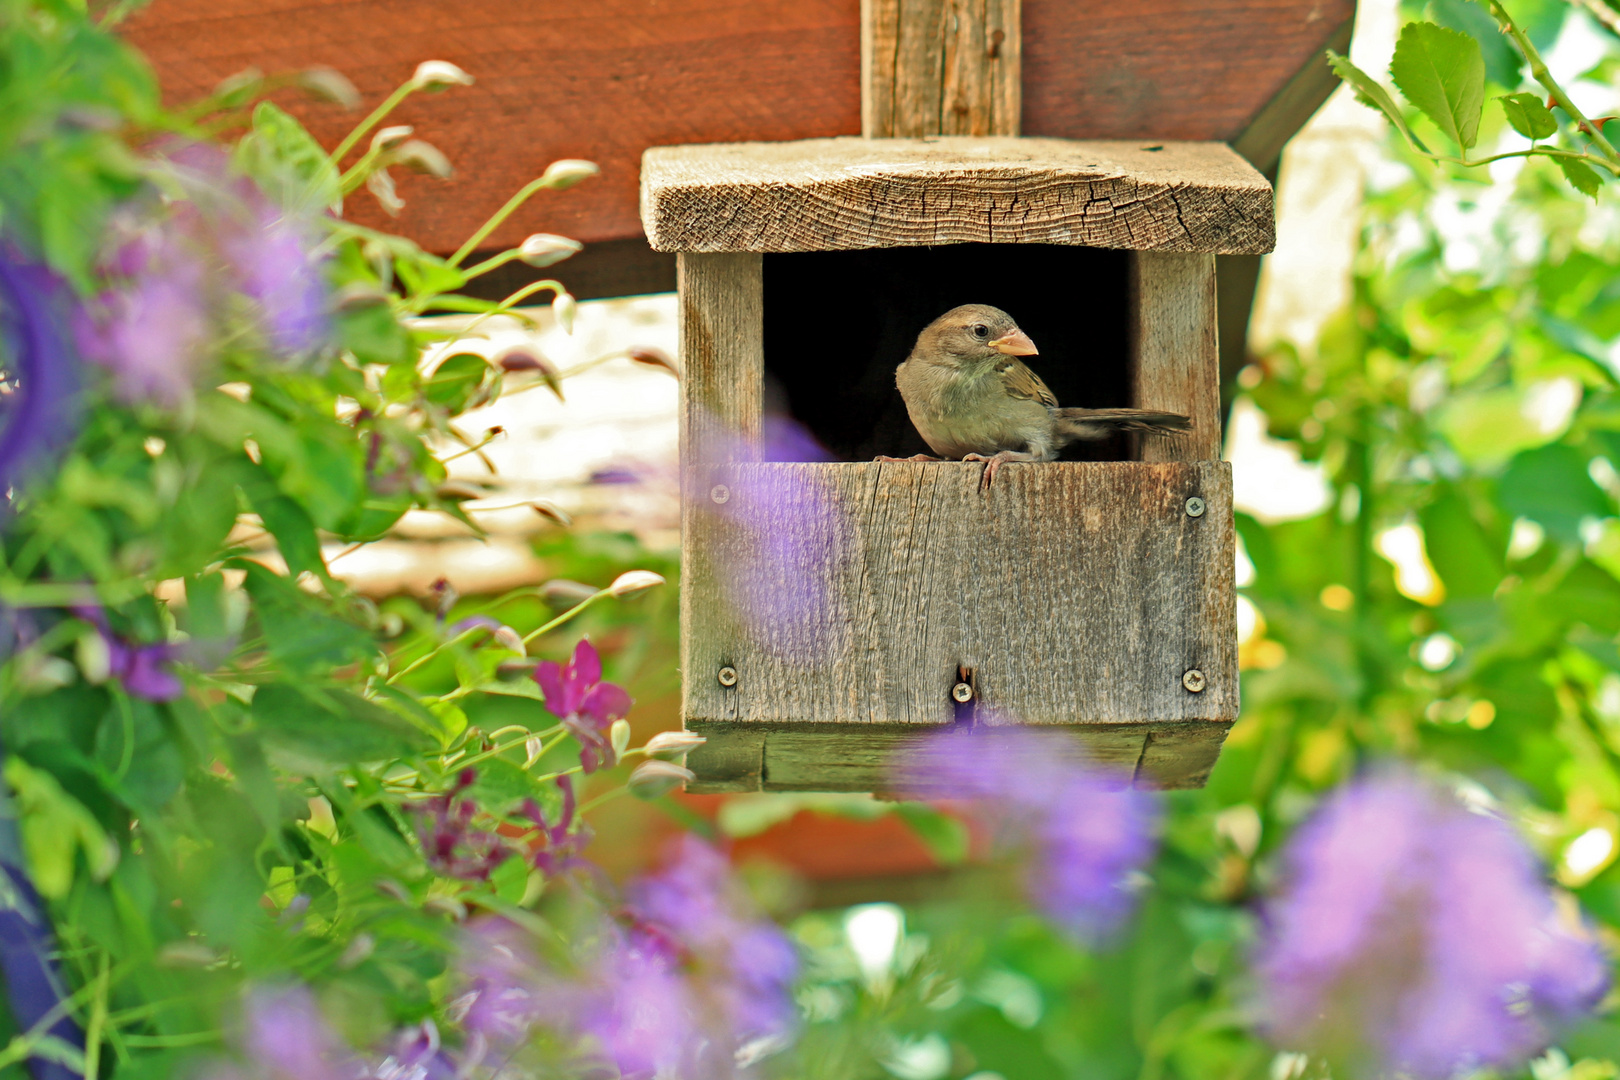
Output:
[414, 768, 510, 880]
[581, 932, 700, 1078]
[702, 416, 849, 665]
[1254, 769, 1611, 1079]
[452, 919, 557, 1046]
[74, 605, 183, 701]
[76, 213, 214, 406]
[75, 144, 330, 405]
[621, 836, 799, 1047]
[218, 203, 328, 355]
[239, 984, 355, 1080]
[892, 727, 1160, 941]
[0, 253, 81, 498]
[362, 1021, 458, 1080]
[519, 776, 591, 876]
[535, 639, 631, 773]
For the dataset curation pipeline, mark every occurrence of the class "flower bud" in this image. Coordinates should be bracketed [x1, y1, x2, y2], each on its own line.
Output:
[518, 233, 583, 268]
[610, 718, 632, 759]
[337, 933, 375, 970]
[158, 942, 222, 968]
[552, 291, 577, 334]
[411, 60, 475, 90]
[423, 895, 469, 920]
[213, 67, 265, 107]
[628, 759, 695, 800]
[531, 501, 573, 527]
[495, 347, 563, 400]
[76, 629, 111, 684]
[644, 730, 706, 760]
[366, 168, 404, 215]
[626, 345, 679, 378]
[608, 570, 665, 598]
[524, 735, 545, 768]
[540, 578, 597, 606]
[539, 158, 599, 190]
[394, 139, 454, 178]
[436, 480, 488, 501]
[333, 281, 391, 310]
[297, 66, 362, 108]
[376, 879, 412, 903]
[371, 125, 415, 154]
[492, 626, 525, 654]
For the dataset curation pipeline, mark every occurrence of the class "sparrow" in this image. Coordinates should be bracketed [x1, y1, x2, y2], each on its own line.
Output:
[886, 304, 1191, 488]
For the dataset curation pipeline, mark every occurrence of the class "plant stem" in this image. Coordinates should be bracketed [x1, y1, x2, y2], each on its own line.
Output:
[1489, 0, 1620, 163]
[329, 80, 419, 165]
[447, 176, 553, 267]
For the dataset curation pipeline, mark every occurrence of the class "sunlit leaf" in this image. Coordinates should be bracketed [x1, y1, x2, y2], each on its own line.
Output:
[1390, 22, 1486, 151]
[1498, 91, 1558, 140]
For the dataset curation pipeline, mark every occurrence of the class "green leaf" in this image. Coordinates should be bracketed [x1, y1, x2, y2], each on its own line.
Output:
[1558, 156, 1603, 199]
[238, 562, 375, 673]
[1499, 444, 1610, 544]
[1420, 488, 1504, 599]
[253, 684, 428, 772]
[4, 757, 118, 899]
[1390, 21, 1486, 151]
[1498, 91, 1558, 140]
[234, 101, 342, 215]
[1327, 51, 1431, 153]
[423, 353, 490, 412]
[335, 301, 413, 367]
[893, 803, 970, 865]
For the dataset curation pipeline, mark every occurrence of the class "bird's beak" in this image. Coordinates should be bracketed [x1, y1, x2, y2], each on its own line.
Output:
[990, 329, 1038, 357]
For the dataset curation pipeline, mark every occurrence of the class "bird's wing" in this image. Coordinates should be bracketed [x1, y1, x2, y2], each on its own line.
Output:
[995, 358, 1059, 408]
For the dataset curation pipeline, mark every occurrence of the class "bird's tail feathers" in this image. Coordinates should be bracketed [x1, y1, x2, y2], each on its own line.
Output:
[1053, 407, 1192, 440]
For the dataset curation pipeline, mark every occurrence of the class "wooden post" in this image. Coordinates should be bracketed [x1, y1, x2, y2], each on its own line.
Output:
[862, 0, 1021, 138]
[677, 252, 764, 463]
[1129, 252, 1223, 463]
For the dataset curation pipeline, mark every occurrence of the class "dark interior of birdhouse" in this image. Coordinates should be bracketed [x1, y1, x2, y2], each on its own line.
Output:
[762, 244, 1134, 462]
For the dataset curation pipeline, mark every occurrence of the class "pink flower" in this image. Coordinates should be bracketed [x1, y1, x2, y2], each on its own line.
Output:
[535, 639, 631, 773]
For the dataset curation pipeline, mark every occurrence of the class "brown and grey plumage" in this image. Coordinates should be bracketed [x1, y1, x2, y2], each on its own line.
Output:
[887, 303, 1191, 487]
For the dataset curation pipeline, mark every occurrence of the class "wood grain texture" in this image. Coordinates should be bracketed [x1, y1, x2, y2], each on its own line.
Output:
[122, 0, 1349, 254]
[862, 0, 1020, 138]
[684, 721, 1231, 793]
[642, 138, 1273, 254]
[678, 253, 764, 464]
[681, 460, 1237, 737]
[1131, 252, 1222, 462]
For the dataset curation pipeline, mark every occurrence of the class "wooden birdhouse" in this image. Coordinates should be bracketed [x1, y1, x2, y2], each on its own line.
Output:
[640, 2, 1275, 794]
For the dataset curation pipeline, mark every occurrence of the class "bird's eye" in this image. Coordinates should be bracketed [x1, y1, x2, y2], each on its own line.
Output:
[971, 324, 989, 339]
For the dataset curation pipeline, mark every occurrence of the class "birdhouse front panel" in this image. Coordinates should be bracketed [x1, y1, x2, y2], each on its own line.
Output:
[641, 136, 1274, 793]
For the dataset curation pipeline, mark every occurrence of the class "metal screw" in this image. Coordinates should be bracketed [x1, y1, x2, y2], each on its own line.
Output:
[717, 665, 738, 688]
[951, 682, 974, 703]
[1185, 496, 1206, 518]
[1182, 669, 1207, 693]
[710, 484, 730, 505]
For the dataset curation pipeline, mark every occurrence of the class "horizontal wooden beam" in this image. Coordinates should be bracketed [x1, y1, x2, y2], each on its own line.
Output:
[643, 138, 1273, 253]
[123, 0, 1351, 256]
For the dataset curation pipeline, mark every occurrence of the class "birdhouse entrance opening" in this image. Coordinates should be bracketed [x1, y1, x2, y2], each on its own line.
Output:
[761, 244, 1133, 463]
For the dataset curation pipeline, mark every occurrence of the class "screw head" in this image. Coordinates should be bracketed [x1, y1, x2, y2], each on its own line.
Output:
[717, 665, 738, 688]
[710, 484, 731, 505]
[1185, 496, 1206, 518]
[1182, 669, 1207, 693]
[951, 681, 974, 703]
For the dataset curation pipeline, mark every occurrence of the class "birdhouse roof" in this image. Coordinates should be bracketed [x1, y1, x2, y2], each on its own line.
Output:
[641, 137, 1274, 255]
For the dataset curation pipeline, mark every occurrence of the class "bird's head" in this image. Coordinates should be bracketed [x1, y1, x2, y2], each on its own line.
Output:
[913, 304, 1038, 367]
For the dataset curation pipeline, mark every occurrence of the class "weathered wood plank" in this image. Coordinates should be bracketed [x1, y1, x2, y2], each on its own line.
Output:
[1134, 722, 1232, 788]
[123, 0, 1348, 255]
[678, 253, 764, 464]
[1131, 252, 1222, 462]
[684, 721, 1229, 793]
[681, 460, 1238, 739]
[863, 0, 1021, 138]
[642, 138, 1273, 254]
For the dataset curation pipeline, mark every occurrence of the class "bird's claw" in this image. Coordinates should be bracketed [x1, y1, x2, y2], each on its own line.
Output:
[963, 452, 1018, 491]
